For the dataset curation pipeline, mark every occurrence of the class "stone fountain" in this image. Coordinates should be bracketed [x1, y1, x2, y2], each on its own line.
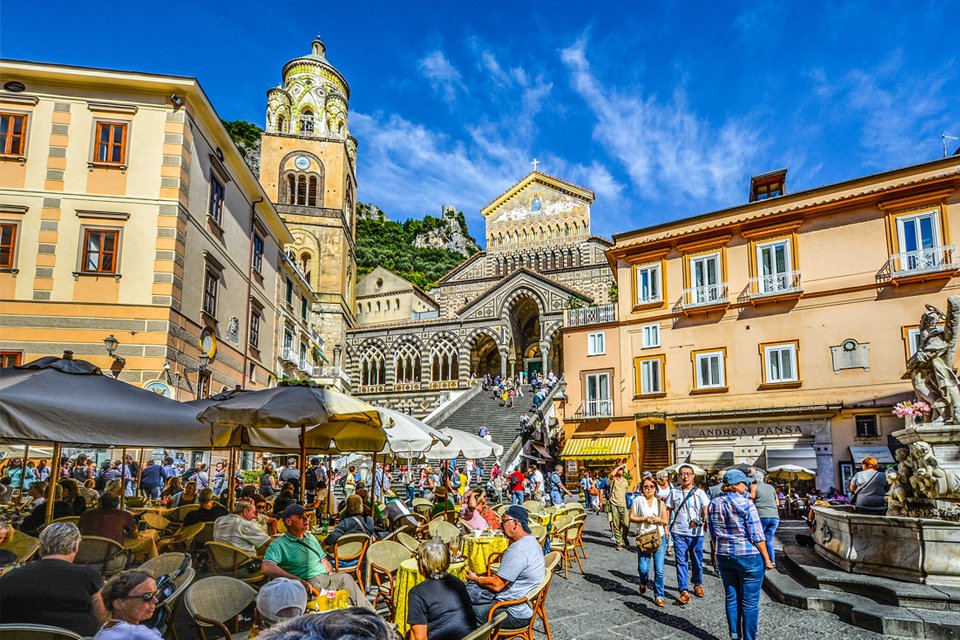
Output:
[814, 296, 960, 586]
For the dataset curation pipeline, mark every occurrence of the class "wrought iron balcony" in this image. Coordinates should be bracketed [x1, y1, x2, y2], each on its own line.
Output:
[748, 271, 803, 299]
[681, 283, 729, 310]
[565, 304, 616, 327]
[575, 399, 613, 419]
[889, 246, 958, 278]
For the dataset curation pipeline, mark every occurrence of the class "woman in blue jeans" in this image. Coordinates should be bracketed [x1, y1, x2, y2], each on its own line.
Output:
[629, 477, 669, 606]
[707, 470, 775, 640]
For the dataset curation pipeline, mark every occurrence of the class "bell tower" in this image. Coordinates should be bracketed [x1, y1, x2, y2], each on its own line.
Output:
[259, 36, 358, 365]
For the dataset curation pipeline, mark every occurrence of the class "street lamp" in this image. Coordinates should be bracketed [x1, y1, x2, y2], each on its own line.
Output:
[103, 335, 125, 366]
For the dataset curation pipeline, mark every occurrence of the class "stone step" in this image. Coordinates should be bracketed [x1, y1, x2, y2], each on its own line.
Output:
[780, 544, 960, 613]
[763, 550, 960, 639]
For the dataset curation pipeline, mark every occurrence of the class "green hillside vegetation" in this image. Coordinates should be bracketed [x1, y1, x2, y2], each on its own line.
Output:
[355, 207, 479, 290]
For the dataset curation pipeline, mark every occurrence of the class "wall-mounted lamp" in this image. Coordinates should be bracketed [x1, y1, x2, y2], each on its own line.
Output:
[103, 334, 126, 366]
[170, 94, 184, 109]
[198, 353, 210, 371]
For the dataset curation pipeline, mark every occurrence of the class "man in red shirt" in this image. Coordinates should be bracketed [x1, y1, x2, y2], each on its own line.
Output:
[508, 467, 526, 505]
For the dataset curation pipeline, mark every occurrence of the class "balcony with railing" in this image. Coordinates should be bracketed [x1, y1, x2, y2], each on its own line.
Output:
[877, 245, 959, 285]
[574, 398, 613, 420]
[680, 282, 729, 313]
[565, 304, 617, 327]
[280, 346, 298, 364]
[741, 271, 803, 304]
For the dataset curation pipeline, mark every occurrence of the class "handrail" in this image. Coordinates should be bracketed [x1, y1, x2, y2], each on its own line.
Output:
[424, 381, 483, 426]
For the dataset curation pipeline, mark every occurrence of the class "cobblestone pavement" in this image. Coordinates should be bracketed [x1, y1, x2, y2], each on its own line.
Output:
[543, 512, 888, 640]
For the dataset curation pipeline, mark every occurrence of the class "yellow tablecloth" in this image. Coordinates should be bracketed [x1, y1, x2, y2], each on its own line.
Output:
[461, 534, 509, 575]
[529, 512, 553, 527]
[394, 557, 466, 637]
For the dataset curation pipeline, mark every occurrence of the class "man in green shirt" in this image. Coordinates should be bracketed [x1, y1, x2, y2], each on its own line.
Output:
[261, 504, 373, 609]
[609, 464, 630, 551]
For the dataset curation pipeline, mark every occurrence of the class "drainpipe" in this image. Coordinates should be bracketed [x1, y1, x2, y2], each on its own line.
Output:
[242, 198, 262, 390]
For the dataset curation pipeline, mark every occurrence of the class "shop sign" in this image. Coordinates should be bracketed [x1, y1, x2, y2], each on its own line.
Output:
[677, 423, 810, 440]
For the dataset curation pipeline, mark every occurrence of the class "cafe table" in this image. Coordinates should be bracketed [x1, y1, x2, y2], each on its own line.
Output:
[393, 557, 466, 636]
[461, 532, 509, 575]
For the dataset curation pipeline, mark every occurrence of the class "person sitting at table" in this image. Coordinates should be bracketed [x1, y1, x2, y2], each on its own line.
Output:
[475, 492, 501, 530]
[253, 494, 280, 535]
[214, 498, 272, 555]
[309, 480, 336, 518]
[273, 482, 299, 517]
[20, 481, 73, 536]
[459, 491, 490, 531]
[181, 488, 228, 527]
[256, 577, 308, 633]
[261, 504, 374, 610]
[464, 505, 546, 628]
[170, 480, 198, 507]
[159, 476, 182, 502]
[0, 476, 14, 502]
[257, 607, 392, 640]
[326, 495, 375, 553]
[79, 492, 158, 561]
[383, 490, 418, 529]
[93, 569, 163, 639]
[408, 541, 477, 640]
[0, 522, 107, 636]
[346, 487, 387, 527]
[60, 477, 87, 516]
[431, 487, 456, 517]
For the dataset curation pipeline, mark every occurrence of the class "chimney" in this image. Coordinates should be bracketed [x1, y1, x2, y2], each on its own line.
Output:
[749, 168, 787, 203]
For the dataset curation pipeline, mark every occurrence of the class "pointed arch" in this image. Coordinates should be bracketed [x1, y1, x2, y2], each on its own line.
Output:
[358, 340, 387, 386]
[429, 333, 460, 382]
[393, 340, 422, 383]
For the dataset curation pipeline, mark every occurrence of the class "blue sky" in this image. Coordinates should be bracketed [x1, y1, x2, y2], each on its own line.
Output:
[3, 1, 958, 244]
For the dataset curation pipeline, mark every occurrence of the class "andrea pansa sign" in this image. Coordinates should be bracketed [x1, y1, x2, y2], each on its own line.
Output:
[677, 423, 812, 440]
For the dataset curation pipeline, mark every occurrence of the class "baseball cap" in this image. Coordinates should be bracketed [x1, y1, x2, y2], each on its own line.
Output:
[257, 578, 307, 623]
[281, 503, 307, 519]
[722, 470, 755, 486]
[503, 505, 532, 533]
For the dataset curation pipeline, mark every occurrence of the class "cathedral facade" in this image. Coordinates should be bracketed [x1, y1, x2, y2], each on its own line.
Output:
[345, 171, 615, 416]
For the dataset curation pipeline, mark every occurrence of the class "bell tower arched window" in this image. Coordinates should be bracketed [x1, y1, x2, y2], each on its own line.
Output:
[300, 108, 315, 134]
[281, 169, 322, 207]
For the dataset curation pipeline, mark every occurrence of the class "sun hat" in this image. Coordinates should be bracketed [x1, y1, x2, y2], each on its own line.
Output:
[722, 469, 755, 486]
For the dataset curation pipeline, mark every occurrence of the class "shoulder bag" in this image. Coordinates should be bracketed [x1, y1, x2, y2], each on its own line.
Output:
[635, 498, 663, 554]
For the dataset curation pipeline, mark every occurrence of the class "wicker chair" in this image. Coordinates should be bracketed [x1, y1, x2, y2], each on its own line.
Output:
[492, 504, 510, 516]
[166, 504, 200, 525]
[0, 624, 81, 639]
[2, 532, 39, 564]
[74, 535, 129, 577]
[332, 532, 370, 589]
[522, 500, 543, 514]
[462, 612, 508, 640]
[205, 541, 265, 585]
[529, 524, 547, 549]
[563, 502, 585, 513]
[184, 576, 257, 640]
[554, 523, 584, 579]
[427, 520, 460, 544]
[366, 540, 412, 619]
[41, 516, 80, 531]
[140, 552, 195, 640]
[157, 522, 206, 553]
[142, 512, 173, 533]
[486, 571, 554, 640]
[397, 531, 420, 553]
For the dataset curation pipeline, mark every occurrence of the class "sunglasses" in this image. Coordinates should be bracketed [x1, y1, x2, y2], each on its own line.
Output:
[125, 590, 160, 602]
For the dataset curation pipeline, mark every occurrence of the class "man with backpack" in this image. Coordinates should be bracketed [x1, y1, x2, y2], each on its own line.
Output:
[548, 465, 573, 506]
[508, 467, 525, 505]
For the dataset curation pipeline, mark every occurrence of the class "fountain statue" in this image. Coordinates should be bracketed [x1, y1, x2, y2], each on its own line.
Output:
[813, 295, 960, 586]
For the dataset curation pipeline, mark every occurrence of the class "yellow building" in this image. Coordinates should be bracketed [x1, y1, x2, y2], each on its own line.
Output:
[560, 155, 960, 491]
[259, 38, 358, 370]
[0, 60, 296, 399]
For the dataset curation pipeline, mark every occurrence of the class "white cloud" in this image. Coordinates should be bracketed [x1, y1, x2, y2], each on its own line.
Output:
[560, 36, 763, 204]
[418, 50, 466, 104]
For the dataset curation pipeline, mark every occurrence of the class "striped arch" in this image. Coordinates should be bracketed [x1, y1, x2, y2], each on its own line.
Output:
[498, 285, 546, 322]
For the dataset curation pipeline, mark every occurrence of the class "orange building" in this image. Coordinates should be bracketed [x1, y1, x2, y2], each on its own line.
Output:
[0, 60, 298, 398]
[560, 153, 960, 491]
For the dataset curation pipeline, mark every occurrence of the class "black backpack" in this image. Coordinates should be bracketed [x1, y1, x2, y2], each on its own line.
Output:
[305, 467, 319, 491]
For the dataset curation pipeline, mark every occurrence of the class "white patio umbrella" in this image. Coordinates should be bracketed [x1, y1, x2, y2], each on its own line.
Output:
[767, 464, 816, 482]
[378, 408, 451, 455]
[424, 428, 504, 460]
[659, 461, 706, 476]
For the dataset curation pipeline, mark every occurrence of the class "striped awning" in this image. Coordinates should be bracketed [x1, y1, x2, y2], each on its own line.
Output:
[560, 435, 633, 460]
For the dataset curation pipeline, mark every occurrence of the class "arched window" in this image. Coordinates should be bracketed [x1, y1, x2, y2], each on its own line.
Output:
[581, 221, 587, 235]
[308, 175, 318, 206]
[287, 175, 296, 205]
[300, 108, 315, 134]
[565, 223, 570, 237]
[396, 298, 400, 308]
[376, 301, 381, 312]
[277, 115, 286, 133]
[299, 252, 312, 281]
[360, 345, 386, 386]
[431, 336, 459, 381]
[385, 299, 391, 311]
[394, 342, 421, 383]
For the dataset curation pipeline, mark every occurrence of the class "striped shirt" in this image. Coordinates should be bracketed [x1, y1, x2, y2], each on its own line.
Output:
[707, 492, 765, 557]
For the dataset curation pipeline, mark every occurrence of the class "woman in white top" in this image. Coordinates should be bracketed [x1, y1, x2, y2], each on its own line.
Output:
[629, 477, 669, 606]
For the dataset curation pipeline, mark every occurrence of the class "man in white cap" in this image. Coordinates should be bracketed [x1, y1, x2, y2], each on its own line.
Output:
[256, 577, 307, 631]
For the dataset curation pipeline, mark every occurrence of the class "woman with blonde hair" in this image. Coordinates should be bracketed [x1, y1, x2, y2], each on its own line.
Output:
[408, 541, 476, 640]
[260, 462, 278, 497]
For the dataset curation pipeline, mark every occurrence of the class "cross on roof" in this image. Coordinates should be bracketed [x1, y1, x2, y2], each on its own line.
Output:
[531, 158, 540, 172]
